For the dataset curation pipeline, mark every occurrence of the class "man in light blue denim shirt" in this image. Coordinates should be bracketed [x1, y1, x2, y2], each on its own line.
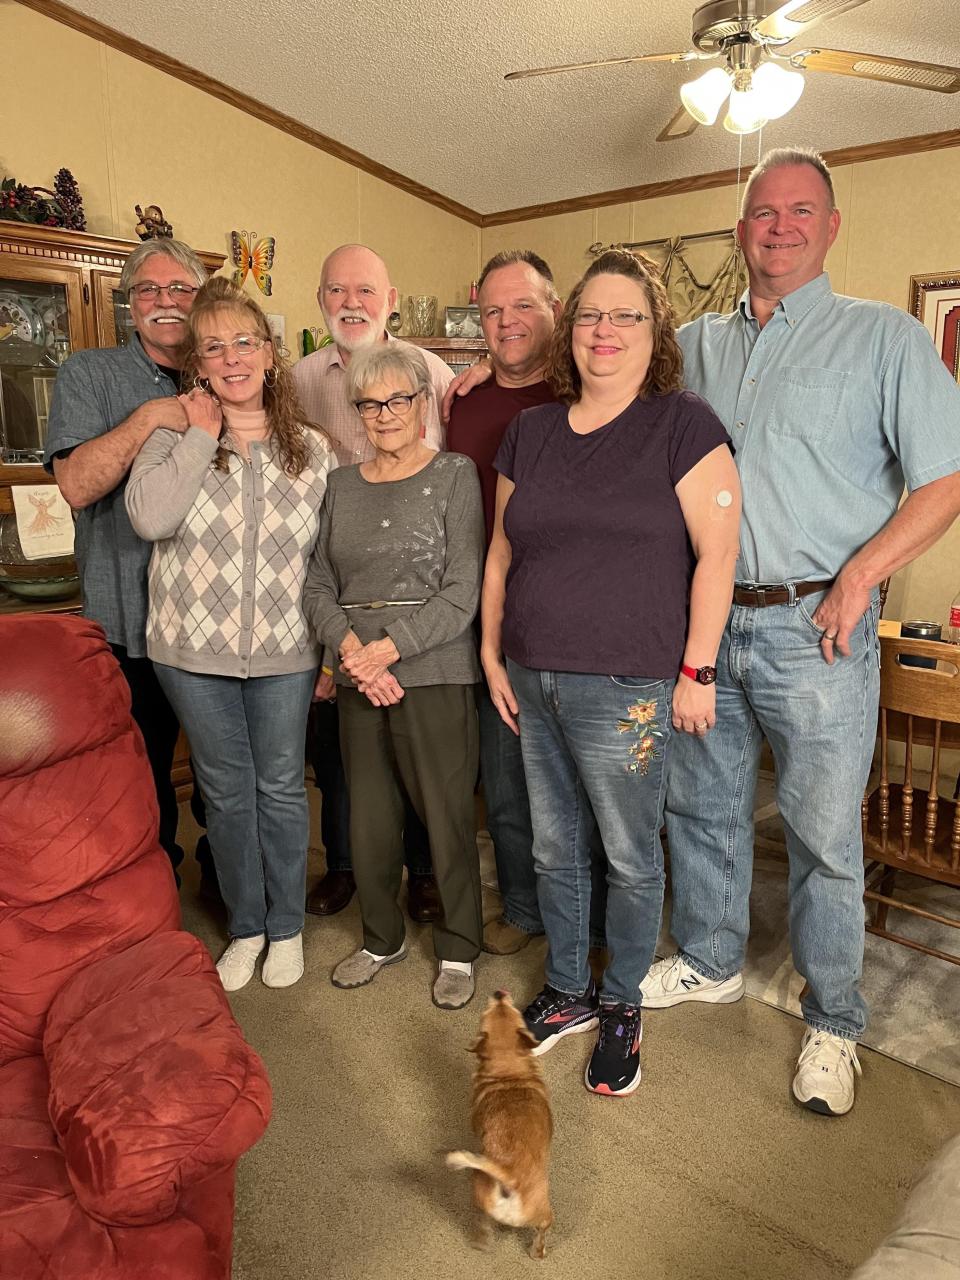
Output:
[641, 148, 960, 1116]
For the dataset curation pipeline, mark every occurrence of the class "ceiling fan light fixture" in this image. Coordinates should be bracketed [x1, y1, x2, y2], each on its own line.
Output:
[722, 86, 769, 134]
[679, 66, 733, 124]
[750, 61, 805, 119]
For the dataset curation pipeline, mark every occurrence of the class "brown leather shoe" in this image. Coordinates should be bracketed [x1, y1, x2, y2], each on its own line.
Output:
[306, 868, 355, 916]
[482, 916, 533, 955]
[407, 874, 442, 923]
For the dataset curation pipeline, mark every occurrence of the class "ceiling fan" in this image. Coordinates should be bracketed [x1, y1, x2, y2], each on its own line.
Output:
[505, 0, 960, 140]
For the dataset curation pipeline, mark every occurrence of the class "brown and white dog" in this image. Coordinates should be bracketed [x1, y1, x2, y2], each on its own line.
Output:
[446, 990, 554, 1258]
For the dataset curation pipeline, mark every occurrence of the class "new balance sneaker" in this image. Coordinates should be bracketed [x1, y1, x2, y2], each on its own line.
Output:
[640, 952, 745, 1009]
[792, 1027, 862, 1116]
[523, 981, 600, 1056]
[585, 1003, 643, 1097]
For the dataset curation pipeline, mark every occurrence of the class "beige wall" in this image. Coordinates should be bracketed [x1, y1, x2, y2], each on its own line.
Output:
[483, 151, 960, 624]
[0, 4, 480, 349]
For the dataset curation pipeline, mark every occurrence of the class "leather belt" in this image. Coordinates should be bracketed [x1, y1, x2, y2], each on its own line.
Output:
[341, 599, 427, 609]
[733, 579, 835, 608]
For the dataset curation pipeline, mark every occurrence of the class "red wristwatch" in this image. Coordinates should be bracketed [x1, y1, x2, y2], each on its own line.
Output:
[680, 664, 717, 685]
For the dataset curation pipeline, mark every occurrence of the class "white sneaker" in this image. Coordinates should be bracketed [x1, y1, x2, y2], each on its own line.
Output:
[792, 1027, 862, 1116]
[216, 935, 265, 992]
[640, 952, 745, 1009]
[262, 934, 304, 989]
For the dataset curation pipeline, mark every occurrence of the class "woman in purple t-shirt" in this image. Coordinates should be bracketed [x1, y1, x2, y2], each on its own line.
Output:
[481, 249, 740, 1098]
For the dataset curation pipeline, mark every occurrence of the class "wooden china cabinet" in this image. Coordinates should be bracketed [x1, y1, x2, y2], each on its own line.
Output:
[0, 223, 224, 793]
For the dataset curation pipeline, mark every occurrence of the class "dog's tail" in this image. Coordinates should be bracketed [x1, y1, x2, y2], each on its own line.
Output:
[445, 1150, 517, 1193]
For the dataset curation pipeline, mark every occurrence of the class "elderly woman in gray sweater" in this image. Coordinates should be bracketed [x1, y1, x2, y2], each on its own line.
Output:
[303, 343, 484, 1010]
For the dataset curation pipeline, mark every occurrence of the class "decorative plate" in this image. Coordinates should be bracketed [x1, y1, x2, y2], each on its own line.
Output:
[0, 292, 46, 363]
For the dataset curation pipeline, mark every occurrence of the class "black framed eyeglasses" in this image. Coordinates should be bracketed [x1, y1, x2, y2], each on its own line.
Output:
[129, 281, 199, 300]
[573, 308, 649, 327]
[354, 392, 421, 420]
[198, 335, 267, 360]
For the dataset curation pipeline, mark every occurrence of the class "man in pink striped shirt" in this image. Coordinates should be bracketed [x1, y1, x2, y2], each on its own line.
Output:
[293, 243, 451, 467]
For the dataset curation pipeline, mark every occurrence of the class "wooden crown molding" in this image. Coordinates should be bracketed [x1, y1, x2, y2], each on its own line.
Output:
[17, 0, 482, 227]
[0, 221, 224, 270]
[481, 129, 960, 226]
[16, 1, 960, 230]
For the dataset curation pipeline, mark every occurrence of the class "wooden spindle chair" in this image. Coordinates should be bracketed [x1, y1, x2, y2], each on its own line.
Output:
[862, 634, 960, 965]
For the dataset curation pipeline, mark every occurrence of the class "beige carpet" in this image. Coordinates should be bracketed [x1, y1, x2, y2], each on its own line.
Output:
[177, 803, 960, 1280]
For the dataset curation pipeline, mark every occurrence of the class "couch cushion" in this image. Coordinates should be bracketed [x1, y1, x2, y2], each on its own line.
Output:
[0, 849, 179, 1065]
[44, 931, 271, 1226]
[0, 615, 179, 1064]
[0, 1057, 237, 1280]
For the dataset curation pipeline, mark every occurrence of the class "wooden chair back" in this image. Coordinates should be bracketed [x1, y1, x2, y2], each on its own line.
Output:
[863, 635, 960, 887]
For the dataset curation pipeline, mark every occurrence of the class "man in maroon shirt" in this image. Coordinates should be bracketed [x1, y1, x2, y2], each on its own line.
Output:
[448, 251, 607, 954]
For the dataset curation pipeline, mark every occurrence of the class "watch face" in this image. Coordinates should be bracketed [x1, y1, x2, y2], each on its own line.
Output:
[697, 667, 717, 685]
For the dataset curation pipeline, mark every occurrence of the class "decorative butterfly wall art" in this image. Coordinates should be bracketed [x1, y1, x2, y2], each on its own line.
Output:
[231, 230, 275, 296]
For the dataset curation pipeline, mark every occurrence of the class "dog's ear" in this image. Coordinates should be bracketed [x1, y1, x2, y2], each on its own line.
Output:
[468, 1032, 488, 1055]
[517, 1027, 538, 1051]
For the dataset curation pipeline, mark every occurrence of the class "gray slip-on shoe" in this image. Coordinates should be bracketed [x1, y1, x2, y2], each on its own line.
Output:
[432, 962, 475, 1010]
[332, 946, 407, 989]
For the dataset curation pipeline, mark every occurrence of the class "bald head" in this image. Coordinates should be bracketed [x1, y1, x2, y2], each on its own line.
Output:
[319, 244, 396, 357]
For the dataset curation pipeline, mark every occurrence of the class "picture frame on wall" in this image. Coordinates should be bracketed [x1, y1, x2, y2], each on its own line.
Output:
[908, 271, 960, 383]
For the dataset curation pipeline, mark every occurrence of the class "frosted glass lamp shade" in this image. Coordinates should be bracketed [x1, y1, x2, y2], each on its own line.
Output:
[680, 67, 733, 125]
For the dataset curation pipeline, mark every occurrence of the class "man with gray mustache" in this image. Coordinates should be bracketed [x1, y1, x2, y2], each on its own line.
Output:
[44, 238, 213, 888]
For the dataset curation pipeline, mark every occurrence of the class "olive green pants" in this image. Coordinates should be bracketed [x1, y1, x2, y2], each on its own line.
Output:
[338, 683, 482, 961]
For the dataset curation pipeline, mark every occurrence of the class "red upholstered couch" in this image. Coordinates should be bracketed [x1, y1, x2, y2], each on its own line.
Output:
[0, 615, 272, 1279]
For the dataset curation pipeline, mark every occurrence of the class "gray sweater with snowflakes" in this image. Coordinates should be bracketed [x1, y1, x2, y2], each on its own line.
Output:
[303, 452, 483, 688]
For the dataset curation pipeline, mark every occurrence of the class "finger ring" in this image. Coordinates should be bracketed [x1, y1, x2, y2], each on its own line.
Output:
[695, 720, 708, 731]
[825, 632, 838, 640]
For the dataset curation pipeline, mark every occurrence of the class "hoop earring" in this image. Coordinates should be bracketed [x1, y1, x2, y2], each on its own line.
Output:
[193, 375, 210, 392]
[263, 367, 278, 388]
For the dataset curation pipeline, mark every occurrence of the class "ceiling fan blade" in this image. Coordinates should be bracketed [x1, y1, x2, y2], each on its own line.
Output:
[792, 47, 960, 92]
[755, 0, 870, 42]
[504, 51, 702, 82]
[656, 105, 701, 142]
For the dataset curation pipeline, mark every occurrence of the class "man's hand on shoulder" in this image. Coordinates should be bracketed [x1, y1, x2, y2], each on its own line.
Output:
[135, 396, 190, 435]
[441, 358, 494, 424]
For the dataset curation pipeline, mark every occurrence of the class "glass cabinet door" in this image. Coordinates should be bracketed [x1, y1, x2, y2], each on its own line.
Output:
[92, 269, 132, 348]
[0, 261, 85, 464]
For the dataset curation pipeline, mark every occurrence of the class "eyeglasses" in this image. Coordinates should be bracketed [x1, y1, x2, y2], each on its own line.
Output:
[573, 308, 649, 327]
[129, 281, 199, 300]
[354, 392, 421, 420]
[198, 335, 268, 360]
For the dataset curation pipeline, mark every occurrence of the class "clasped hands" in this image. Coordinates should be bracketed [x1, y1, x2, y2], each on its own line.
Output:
[339, 632, 404, 707]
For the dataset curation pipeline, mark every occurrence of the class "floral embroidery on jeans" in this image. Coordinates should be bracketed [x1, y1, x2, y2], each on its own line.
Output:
[616, 700, 664, 775]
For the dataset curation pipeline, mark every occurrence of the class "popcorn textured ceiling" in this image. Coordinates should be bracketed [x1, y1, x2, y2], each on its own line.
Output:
[50, 0, 960, 214]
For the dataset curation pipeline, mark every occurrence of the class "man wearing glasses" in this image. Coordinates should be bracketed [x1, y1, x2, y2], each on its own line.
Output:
[44, 239, 209, 885]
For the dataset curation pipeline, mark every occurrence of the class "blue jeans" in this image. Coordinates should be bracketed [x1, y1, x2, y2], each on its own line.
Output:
[155, 664, 315, 941]
[665, 591, 880, 1040]
[508, 661, 673, 1005]
[478, 680, 608, 943]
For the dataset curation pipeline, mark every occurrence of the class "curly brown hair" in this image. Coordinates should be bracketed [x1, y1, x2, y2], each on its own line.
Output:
[546, 249, 684, 405]
[182, 277, 323, 477]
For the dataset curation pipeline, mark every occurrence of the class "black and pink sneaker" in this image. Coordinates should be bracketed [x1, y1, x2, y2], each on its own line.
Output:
[585, 1002, 643, 1097]
[523, 981, 600, 1056]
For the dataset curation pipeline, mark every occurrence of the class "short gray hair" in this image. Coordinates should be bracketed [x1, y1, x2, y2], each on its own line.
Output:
[741, 147, 836, 217]
[345, 342, 431, 403]
[119, 238, 207, 295]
